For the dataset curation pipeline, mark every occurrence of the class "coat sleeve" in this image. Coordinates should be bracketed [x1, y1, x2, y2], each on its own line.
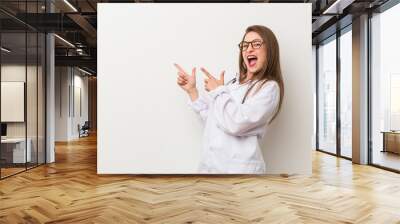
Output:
[208, 81, 280, 136]
[187, 94, 210, 123]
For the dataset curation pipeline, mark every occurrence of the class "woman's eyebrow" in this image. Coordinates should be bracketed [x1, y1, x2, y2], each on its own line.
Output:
[244, 38, 262, 42]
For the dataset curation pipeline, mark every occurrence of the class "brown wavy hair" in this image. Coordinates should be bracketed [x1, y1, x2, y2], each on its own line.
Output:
[238, 25, 284, 124]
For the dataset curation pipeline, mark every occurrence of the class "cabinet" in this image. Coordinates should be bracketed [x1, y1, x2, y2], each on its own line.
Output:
[382, 131, 400, 154]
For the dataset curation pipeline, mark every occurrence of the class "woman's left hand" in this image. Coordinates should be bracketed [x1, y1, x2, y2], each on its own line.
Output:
[201, 67, 225, 92]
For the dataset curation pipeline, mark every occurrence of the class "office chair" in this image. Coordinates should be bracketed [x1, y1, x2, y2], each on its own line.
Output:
[79, 121, 90, 138]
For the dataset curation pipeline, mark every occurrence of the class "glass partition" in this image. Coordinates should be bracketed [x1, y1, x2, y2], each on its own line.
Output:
[38, 32, 45, 165]
[0, 1, 46, 179]
[27, 31, 38, 169]
[0, 31, 28, 177]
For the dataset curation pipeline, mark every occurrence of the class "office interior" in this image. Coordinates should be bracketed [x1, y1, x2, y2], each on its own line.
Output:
[0, 0, 399, 223]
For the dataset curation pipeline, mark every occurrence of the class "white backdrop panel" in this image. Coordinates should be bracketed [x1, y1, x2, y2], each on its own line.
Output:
[98, 3, 313, 174]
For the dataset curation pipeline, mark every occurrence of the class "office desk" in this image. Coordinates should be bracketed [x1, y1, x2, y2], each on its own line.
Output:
[381, 131, 400, 154]
[1, 138, 32, 163]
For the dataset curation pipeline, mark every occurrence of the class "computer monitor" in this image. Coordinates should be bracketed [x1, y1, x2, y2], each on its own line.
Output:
[1, 123, 7, 137]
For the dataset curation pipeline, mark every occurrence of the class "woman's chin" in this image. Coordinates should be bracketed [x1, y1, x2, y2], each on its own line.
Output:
[248, 66, 261, 74]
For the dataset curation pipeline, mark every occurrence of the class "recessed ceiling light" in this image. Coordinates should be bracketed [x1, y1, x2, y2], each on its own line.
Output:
[1, 47, 11, 53]
[322, 0, 354, 15]
[54, 34, 75, 48]
[78, 67, 93, 76]
[63, 0, 78, 12]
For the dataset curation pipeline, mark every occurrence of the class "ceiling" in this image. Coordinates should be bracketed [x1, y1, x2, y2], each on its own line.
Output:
[0, 0, 393, 75]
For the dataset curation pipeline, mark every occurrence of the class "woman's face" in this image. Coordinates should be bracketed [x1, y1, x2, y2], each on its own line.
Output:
[241, 31, 267, 75]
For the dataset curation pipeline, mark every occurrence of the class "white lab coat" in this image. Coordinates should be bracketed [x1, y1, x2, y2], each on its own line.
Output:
[187, 78, 280, 174]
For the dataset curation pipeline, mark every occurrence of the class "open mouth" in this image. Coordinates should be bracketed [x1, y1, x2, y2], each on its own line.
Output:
[247, 55, 258, 67]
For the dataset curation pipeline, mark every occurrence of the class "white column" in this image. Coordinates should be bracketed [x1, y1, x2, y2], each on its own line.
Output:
[46, 33, 55, 163]
[46, 1, 56, 163]
[352, 14, 369, 164]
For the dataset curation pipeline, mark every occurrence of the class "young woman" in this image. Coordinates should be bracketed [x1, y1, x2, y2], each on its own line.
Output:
[174, 25, 284, 174]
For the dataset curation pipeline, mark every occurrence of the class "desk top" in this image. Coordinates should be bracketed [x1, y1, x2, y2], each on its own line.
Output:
[1, 138, 30, 143]
[381, 131, 400, 134]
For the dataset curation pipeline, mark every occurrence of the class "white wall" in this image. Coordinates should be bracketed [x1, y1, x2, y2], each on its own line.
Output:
[98, 3, 313, 174]
[55, 67, 69, 141]
[72, 72, 89, 138]
[55, 67, 89, 141]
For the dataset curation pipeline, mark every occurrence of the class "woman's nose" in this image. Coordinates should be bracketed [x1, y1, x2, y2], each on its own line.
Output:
[246, 46, 255, 53]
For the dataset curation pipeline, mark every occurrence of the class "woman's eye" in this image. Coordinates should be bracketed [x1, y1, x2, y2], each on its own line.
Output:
[253, 42, 262, 48]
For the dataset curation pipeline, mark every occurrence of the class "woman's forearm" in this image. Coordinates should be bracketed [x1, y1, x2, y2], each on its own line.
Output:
[187, 88, 199, 102]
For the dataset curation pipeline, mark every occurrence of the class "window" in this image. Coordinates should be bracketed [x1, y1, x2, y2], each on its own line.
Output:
[340, 28, 352, 158]
[318, 36, 337, 154]
[371, 2, 400, 171]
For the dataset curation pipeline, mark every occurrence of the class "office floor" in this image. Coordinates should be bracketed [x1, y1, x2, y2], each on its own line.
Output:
[0, 134, 400, 223]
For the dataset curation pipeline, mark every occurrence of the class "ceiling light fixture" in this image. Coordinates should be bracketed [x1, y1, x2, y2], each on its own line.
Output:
[78, 67, 93, 76]
[63, 0, 78, 12]
[1, 47, 11, 53]
[54, 34, 75, 48]
[322, 0, 354, 15]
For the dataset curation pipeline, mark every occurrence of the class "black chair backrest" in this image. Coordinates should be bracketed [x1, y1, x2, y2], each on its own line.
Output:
[82, 121, 90, 129]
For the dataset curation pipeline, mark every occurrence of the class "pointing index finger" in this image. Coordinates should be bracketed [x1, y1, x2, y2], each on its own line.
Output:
[174, 63, 188, 75]
[200, 67, 215, 80]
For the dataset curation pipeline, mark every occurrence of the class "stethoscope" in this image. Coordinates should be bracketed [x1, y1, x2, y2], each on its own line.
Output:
[226, 77, 238, 85]
[224, 74, 254, 104]
[226, 73, 252, 85]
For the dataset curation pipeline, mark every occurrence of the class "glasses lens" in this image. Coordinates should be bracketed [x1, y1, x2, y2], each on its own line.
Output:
[239, 42, 249, 51]
[252, 41, 262, 49]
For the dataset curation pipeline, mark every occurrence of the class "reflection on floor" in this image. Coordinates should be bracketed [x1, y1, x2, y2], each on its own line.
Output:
[373, 150, 400, 171]
[0, 167, 25, 178]
[341, 147, 352, 158]
[0, 162, 43, 178]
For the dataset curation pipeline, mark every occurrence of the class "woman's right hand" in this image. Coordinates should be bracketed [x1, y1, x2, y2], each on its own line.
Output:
[174, 63, 197, 93]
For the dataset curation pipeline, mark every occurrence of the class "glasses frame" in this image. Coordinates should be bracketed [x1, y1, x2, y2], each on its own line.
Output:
[238, 40, 264, 51]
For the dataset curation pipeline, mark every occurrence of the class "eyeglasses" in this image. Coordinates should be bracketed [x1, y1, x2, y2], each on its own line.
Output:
[238, 40, 264, 51]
